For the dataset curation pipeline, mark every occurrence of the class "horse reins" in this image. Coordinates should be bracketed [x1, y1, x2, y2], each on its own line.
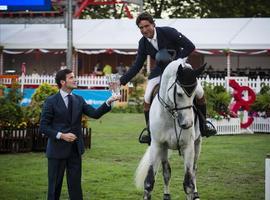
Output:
[157, 81, 195, 156]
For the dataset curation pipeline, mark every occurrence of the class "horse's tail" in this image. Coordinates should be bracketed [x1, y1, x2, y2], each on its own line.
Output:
[135, 147, 151, 189]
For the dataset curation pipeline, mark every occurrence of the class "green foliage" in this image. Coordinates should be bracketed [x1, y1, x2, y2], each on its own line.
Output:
[127, 74, 146, 113]
[251, 85, 270, 116]
[0, 84, 6, 89]
[144, 0, 270, 18]
[0, 82, 25, 129]
[203, 83, 231, 119]
[111, 104, 143, 113]
[24, 83, 58, 126]
[259, 84, 270, 95]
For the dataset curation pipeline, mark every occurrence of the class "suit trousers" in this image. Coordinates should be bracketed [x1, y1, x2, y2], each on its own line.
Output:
[47, 143, 82, 200]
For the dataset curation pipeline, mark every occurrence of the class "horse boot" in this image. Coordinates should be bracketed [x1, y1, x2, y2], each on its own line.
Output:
[196, 99, 217, 137]
[139, 103, 151, 145]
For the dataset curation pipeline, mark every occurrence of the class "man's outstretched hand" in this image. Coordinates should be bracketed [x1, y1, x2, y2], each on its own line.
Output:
[107, 95, 121, 105]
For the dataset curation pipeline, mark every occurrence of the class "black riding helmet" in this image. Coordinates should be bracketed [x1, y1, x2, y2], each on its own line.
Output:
[155, 49, 174, 72]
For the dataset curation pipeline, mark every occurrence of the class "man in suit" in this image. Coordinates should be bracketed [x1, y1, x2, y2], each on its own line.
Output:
[39, 69, 120, 200]
[119, 12, 216, 145]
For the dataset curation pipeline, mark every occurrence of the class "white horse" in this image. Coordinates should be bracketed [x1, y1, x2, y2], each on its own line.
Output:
[135, 58, 205, 200]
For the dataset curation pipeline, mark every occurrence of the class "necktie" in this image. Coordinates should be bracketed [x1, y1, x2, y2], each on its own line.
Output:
[67, 94, 73, 122]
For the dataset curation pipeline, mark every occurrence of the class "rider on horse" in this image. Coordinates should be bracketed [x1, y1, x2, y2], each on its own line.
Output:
[119, 12, 216, 144]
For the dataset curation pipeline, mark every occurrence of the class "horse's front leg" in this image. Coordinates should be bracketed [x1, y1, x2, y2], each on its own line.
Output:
[162, 160, 171, 200]
[191, 137, 202, 200]
[161, 147, 171, 200]
[182, 142, 196, 200]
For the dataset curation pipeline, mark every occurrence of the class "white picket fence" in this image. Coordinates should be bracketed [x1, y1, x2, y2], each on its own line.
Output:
[199, 76, 270, 93]
[250, 117, 270, 133]
[210, 117, 270, 135]
[1, 75, 270, 92]
[0, 75, 108, 88]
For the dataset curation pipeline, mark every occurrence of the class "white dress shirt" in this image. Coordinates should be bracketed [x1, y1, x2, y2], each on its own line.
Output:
[147, 28, 159, 50]
[56, 89, 73, 139]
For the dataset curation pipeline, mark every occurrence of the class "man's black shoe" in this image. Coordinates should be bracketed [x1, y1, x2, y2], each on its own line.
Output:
[201, 121, 217, 137]
[139, 128, 151, 145]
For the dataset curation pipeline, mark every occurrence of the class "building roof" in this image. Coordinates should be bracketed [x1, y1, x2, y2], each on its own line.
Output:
[0, 18, 270, 50]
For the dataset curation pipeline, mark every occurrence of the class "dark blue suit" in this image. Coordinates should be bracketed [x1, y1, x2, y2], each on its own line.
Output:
[120, 26, 195, 85]
[39, 92, 111, 200]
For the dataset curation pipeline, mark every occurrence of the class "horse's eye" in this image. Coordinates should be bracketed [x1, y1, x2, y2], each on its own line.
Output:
[177, 93, 183, 97]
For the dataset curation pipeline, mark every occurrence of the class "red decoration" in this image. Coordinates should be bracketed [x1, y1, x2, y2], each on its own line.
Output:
[229, 79, 256, 128]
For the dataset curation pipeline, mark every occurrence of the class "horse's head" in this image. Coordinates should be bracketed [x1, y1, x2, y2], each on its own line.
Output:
[176, 63, 205, 97]
[166, 63, 205, 129]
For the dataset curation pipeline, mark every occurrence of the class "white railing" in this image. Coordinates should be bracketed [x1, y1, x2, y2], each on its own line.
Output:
[17, 75, 108, 88]
[1, 75, 269, 92]
[199, 76, 270, 93]
[209, 118, 241, 135]
[209, 117, 270, 135]
[250, 117, 270, 133]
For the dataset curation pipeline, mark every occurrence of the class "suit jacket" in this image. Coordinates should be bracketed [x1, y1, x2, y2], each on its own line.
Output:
[39, 92, 111, 159]
[120, 26, 195, 85]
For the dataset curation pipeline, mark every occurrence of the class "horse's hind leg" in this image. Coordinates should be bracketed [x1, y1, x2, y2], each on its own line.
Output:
[143, 144, 161, 200]
[161, 148, 171, 200]
[144, 165, 155, 200]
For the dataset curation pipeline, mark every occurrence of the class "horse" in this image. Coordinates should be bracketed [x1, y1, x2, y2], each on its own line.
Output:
[135, 58, 205, 200]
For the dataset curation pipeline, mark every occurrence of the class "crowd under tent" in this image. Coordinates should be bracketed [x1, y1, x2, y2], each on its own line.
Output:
[0, 18, 269, 77]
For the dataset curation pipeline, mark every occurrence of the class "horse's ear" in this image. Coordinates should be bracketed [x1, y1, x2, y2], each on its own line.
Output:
[195, 63, 206, 77]
[177, 64, 183, 77]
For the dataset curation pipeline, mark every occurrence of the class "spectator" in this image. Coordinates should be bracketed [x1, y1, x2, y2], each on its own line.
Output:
[116, 62, 126, 75]
[32, 69, 39, 77]
[60, 62, 67, 70]
[93, 60, 103, 76]
[103, 64, 112, 75]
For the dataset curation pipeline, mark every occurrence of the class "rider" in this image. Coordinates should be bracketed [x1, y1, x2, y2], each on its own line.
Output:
[119, 12, 216, 144]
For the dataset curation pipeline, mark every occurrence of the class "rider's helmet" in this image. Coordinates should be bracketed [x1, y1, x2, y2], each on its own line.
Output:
[155, 49, 174, 72]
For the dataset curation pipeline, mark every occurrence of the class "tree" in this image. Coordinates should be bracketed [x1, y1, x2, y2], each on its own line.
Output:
[143, 0, 270, 18]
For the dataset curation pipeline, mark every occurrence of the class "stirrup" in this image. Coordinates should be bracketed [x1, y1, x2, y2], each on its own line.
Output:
[139, 128, 151, 145]
[203, 120, 217, 137]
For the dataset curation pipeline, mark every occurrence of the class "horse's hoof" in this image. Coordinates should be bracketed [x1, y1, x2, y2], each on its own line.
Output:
[164, 193, 171, 200]
[193, 192, 200, 200]
[143, 196, 151, 200]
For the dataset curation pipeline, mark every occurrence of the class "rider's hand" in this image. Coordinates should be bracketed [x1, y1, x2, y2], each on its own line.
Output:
[60, 133, 77, 142]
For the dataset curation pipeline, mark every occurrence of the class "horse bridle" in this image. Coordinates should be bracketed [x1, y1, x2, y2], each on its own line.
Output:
[157, 79, 197, 156]
[157, 80, 195, 119]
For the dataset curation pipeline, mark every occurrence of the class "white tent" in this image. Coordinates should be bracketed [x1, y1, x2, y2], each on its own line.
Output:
[1, 18, 270, 50]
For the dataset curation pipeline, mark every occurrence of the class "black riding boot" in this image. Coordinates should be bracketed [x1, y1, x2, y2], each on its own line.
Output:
[139, 111, 151, 145]
[196, 103, 217, 137]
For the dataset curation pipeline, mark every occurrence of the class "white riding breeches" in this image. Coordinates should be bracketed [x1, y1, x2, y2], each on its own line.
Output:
[144, 76, 161, 104]
[144, 76, 204, 104]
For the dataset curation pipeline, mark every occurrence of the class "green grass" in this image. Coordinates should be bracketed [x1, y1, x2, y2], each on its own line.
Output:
[0, 113, 269, 200]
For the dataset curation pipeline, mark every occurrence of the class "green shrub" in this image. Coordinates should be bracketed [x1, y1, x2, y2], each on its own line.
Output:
[0, 82, 25, 129]
[24, 83, 58, 126]
[251, 85, 270, 117]
[203, 83, 231, 119]
[127, 74, 146, 113]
